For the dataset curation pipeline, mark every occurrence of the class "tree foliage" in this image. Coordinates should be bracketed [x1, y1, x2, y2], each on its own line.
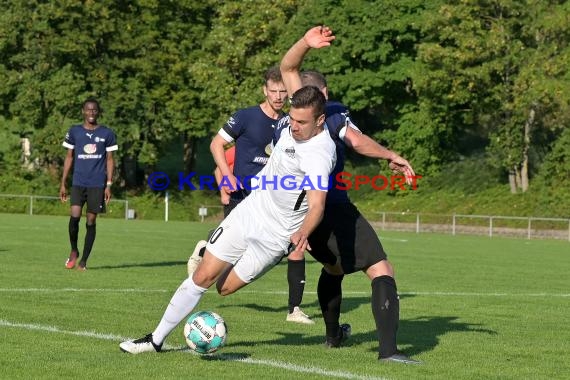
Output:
[0, 0, 568, 194]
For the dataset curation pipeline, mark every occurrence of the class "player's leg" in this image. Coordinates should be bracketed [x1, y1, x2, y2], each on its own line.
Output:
[216, 227, 286, 297]
[120, 249, 233, 354]
[79, 187, 105, 269]
[349, 205, 420, 363]
[65, 187, 84, 269]
[286, 250, 313, 324]
[318, 263, 350, 347]
[187, 198, 243, 276]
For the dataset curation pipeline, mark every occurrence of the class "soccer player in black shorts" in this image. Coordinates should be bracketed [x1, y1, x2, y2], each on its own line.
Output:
[279, 26, 421, 364]
[59, 98, 118, 271]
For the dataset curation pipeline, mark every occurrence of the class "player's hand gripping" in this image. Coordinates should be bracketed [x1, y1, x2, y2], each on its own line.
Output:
[288, 230, 311, 256]
[303, 25, 336, 49]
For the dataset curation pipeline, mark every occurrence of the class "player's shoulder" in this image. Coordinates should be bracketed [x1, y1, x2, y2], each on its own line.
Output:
[68, 124, 83, 132]
[236, 105, 263, 117]
[326, 100, 349, 116]
[97, 124, 114, 132]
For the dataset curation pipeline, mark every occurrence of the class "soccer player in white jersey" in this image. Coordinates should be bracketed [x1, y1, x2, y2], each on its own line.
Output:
[281, 26, 420, 364]
[119, 85, 337, 354]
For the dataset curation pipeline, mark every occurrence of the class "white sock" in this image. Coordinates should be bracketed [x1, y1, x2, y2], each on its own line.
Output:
[152, 277, 207, 345]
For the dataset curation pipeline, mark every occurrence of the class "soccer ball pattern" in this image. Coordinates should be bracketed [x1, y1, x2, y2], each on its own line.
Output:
[184, 311, 227, 354]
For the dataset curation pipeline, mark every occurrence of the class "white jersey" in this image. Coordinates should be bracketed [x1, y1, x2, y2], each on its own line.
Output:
[238, 125, 337, 246]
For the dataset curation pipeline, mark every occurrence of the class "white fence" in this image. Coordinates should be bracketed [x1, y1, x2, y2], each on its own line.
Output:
[369, 212, 570, 241]
[0, 194, 130, 219]
[2, 193, 568, 240]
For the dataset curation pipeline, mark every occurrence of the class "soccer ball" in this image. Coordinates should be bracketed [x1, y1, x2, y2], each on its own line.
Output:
[184, 311, 227, 354]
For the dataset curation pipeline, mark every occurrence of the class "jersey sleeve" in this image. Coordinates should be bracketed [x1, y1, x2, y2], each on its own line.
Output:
[62, 127, 75, 149]
[106, 128, 118, 152]
[325, 103, 360, 141]
[219, 110, 246, 143]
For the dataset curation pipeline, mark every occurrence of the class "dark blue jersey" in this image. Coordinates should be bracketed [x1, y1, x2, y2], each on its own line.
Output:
[274, 101, 353, 204]
[62, 125, 118, 187]
[218, 105, 281, 197]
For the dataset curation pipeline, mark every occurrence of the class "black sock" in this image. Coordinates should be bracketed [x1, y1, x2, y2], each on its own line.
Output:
[371, 275, 399, 358]
[287, 259, 306, 313]
[317, 268, 344, 338]
[68, 216, 80, 252]
[81, 223, 96, 265]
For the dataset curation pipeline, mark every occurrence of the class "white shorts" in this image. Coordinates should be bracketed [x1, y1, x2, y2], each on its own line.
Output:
[205, 203, 288, 284]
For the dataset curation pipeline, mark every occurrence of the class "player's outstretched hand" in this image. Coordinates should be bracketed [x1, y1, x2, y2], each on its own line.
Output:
[389, 155, 416, 186]
[303, 25, 335, 49]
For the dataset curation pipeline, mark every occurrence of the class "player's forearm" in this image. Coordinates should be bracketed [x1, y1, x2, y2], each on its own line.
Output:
[106, 155, 114, 183]
[61, 158, 72, 185]
[280, 38, 309, 96]
[210, 139, 232, 177]
[297, 199, 325, 237]
[349, 132, 397, 161]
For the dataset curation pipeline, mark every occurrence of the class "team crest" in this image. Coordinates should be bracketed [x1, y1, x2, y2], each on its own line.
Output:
[285, 147, 295, 158]
[83, 144, 97, 154]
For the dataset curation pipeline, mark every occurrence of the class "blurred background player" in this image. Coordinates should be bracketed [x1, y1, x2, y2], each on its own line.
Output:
[280, 26, 420, 363]
[59, 98, 117, 271]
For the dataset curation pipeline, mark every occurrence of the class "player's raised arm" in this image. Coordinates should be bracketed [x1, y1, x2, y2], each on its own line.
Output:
[343, 127, 416, 185]
[280, 25, 335, 97]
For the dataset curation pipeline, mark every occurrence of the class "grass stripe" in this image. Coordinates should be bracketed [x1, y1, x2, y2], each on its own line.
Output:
[0, 319, 387, 380]
[1, 288, 568, 297]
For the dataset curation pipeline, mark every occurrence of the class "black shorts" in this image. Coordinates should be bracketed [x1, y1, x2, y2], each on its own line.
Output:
[223, 198, 242, 218]
[307, 202, 387, 274]
[70, 186, 106, 214]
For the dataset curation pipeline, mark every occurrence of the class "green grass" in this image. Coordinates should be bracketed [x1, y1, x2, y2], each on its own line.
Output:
[0, 213, 569, 380]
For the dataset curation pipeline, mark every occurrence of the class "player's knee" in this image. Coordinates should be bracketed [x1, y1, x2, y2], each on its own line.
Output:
[288, 250, 305, 260]
[366, 259, 394, 279]
[323, 262, 344, 276]
[192, 271, 216, 289]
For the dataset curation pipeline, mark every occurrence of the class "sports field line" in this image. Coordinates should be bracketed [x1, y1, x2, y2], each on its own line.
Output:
[0, 319, 387, 380]
[0, 288, 569, 297]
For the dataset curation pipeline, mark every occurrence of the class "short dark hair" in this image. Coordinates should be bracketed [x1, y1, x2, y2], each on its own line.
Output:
[264, 66, 283, 84]
[300, 70, 327, 90]
[83, 97, 100, 110]
[290, 86, 326, 117]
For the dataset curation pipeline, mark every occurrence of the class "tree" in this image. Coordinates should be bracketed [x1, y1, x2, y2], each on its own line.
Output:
[416, 0, 570, 192]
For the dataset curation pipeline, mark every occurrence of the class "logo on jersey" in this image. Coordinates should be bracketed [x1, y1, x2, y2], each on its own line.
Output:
[285, 147, 295, 158]
[83, 144, 97, 154]
[226, 116, 236, 129]
[95, 136, 105, 143]
[264, 144, 273, 156]
[86, 133, 93, 139]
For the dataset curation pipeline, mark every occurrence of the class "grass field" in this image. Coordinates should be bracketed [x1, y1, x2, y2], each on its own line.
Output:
[1, 213, 568, 380]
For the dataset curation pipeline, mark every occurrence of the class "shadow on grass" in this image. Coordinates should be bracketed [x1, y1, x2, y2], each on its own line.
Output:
[227, 314, 496, 357]
[225, 294, 415, 318]
[89, 260, 187, 270]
